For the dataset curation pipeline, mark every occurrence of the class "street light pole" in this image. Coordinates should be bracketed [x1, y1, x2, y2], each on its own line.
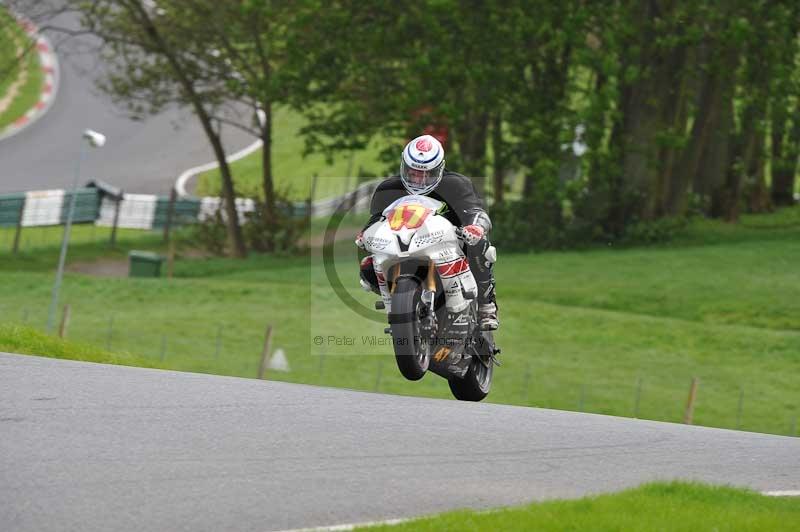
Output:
[46, 130, 106, 333]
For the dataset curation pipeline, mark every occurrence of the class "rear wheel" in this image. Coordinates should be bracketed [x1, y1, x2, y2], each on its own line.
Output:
[389, 277, 429, 381]
[448, 332, 494, 401]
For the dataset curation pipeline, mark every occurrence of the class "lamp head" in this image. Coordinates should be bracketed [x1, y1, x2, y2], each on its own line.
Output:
[83, 129, 106, 148]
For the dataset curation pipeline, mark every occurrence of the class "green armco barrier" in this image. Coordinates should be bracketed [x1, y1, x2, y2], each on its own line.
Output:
[290, 202, 309, 217]
[59, 188, 100, 224]
[151, 197, 201, 229]
[0, 193, 25, 228]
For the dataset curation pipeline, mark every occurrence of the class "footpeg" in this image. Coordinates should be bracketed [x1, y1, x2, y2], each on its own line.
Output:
[375, 300, 385, 310]
[491, 346, 502, 366]
[384, 327, 391, 334]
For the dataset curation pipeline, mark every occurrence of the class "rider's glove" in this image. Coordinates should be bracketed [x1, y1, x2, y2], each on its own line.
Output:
[355, 230, 366, 249]
[461, 224, 484, 246]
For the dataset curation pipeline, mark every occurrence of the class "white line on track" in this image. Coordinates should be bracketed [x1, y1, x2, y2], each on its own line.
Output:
[763, 490, 800, 497]
[274, 517, 410, 532]
[174, 138, 263, 197]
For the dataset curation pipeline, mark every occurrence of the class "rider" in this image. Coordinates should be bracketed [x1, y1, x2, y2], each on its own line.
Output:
[356, 134, 499, 331]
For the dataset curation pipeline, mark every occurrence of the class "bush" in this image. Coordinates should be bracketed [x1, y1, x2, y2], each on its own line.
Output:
[189, 195, 308, 256]
[190, 209, 228, 255]
[490, 166, 688, 251]
[242, 198, 308, 254]
[617, 216, 689, 246]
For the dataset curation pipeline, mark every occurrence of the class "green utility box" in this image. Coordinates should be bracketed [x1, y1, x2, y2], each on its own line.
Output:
[129, 251, 164, 278]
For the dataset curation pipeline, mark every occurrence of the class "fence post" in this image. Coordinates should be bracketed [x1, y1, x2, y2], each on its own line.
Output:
[522, 363, 531, 403]
[167, 237, 175, 279]
[58, 304, 71, 339]
[109, 196, 122, 248]
[305, 175, 317, 226]
[318, 344, 326, 383]
[374, 357, 384, 392]
[12, 200, 24, 254]
[214, 323, 223, 359]
[736, 388, 744, 429]
[578, 384, 586, 412]
[163, 187, 177, 243]
[105, 316, 114, 350]
[683, 377, 699, 425]
[258, 324, 274, 379]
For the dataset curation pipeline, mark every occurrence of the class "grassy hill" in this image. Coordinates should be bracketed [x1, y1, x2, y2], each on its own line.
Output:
[362, 482, 800, 531]
[1, 207, 799, 436]
[195, 106, 391, 201]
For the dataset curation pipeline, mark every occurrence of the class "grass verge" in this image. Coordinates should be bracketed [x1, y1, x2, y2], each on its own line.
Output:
[0, 208, 798, 436]
[0, 323, 162, 369]
[361, 482, 800, 531]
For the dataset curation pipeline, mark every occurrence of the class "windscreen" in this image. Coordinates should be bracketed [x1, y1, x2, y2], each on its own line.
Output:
[381, 194, 443, 217]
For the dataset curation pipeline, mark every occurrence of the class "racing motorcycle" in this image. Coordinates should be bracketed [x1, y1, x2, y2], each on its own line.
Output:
[362, 195, 500, 401]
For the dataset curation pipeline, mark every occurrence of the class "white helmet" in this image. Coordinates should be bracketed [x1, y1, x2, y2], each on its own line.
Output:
[400, 134, 445, 195]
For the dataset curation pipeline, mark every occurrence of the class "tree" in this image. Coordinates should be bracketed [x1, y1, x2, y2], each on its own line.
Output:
[767, 5, 800, 207]
[292, 1, 533, 193]
[72, 0, 248, 257]
[173, 1, 320, 224]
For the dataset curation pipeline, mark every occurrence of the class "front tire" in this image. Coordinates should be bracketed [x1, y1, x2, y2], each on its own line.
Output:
[389, 277, 429, 381]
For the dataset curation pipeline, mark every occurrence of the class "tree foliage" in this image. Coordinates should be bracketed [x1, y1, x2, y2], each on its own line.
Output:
[294, 0, 800, 248]
[13, 0, 798, 252]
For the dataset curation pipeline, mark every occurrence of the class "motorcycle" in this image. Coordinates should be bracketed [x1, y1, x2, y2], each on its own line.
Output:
[362, 195, 500, 401]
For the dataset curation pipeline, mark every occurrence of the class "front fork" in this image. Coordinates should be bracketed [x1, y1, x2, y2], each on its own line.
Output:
[420, 261, 437, 335]
[378, 260, 438, 337]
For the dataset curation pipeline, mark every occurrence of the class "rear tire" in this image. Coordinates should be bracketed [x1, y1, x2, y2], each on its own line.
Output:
[389, 277, 429, 381]
[448, 334, 493, 401]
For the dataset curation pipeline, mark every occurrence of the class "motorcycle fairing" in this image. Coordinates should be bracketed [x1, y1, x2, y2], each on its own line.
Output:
[366, 228, 477, 314]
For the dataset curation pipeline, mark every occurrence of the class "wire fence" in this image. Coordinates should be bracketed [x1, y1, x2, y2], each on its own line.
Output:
[1, 181, 796, 438]
[1, 301, 797, 439]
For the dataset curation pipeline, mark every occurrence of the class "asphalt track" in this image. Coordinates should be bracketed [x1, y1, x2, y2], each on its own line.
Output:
[1, 353, 799, 532]
[0, 9, 251, 195]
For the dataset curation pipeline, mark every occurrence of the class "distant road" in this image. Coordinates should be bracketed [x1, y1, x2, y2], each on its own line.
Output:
[2, 353, 798, 532]
[0, 10, 251, 195]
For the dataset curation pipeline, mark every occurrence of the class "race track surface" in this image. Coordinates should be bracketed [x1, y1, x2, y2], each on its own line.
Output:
[0, 10, 251, 195]
[1, 353, 798, 532]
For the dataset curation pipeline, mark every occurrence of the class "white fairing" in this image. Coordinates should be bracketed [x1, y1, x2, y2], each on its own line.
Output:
[364, 195, 477, 313]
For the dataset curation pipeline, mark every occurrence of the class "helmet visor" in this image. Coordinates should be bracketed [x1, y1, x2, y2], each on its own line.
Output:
[401, 160, 444, 191]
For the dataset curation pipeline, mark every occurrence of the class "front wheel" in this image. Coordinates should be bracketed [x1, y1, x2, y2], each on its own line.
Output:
[389, 276, 429, 381]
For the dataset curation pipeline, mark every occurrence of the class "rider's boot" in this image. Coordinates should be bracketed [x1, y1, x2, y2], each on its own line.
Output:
[359, 256, 380, 294]
[466, 238, 499, 331]
[477, 279, 499, 331]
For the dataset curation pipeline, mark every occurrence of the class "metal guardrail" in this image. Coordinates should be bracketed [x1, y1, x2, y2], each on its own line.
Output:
[0, 179, 381, 234]
[0, 188, 100, 228]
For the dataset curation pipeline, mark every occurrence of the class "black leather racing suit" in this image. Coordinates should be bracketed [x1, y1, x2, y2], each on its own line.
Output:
[359, 171, 496, 307]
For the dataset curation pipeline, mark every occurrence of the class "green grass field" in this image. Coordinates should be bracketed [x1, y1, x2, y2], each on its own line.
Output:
[1, 207, 799, 437]
[0, 9, 43, 130]
[195, 106, 391, 200]
[0, 323, 164, 370]
[361, 482, 800, 531]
